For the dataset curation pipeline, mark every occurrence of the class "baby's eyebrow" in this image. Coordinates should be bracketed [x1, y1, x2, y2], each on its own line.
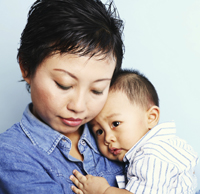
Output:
[107, 113, 121, 119]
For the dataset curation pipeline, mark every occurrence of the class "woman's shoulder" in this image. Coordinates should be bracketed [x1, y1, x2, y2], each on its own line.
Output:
[0, 123, 41, 158]
[0, 122, 26, 146]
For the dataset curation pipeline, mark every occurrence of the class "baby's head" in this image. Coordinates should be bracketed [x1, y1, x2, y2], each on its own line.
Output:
[90, 69, 160, 161]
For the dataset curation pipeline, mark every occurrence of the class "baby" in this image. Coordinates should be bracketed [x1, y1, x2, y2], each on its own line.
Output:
[70, 69, 198, 194]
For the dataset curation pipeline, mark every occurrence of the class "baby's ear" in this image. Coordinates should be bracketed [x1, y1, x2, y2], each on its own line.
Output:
[147, 106, 160, 130]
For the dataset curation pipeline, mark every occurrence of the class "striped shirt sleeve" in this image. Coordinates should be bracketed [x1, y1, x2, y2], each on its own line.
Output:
[125, 155, 174, 194]
[124, 140, 198, 194]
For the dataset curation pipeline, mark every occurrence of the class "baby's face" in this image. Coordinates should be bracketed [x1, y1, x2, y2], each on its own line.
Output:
[90, 90, 150, 162]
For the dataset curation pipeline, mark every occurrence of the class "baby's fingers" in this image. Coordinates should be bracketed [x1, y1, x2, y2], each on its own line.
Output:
[73, 169, 87, 183]
[71, 185, 84, 194]
[70, 175, 83, 189]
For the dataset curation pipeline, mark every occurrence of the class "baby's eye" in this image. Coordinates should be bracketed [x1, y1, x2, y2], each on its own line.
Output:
[112, 121, 120, 128]
[96, 129, 104, 136]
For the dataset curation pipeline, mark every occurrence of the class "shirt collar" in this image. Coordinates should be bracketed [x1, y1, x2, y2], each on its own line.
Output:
[20, 103, 100, 155]
[80, 123, 100, 154]
[20, 104, 64, 154]
[123, 121, 176, 162]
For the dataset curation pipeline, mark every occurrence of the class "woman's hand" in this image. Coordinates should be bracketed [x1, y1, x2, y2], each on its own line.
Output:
[70, 169, 110, 194]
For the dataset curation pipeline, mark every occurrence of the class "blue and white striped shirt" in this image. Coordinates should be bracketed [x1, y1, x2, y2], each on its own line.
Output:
[116, 122, 198, 194]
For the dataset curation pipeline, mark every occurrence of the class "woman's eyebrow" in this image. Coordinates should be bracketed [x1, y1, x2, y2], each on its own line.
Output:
[94, 78, 111, 83]
[54, 68, 111, 82]
[53, 68, 77, 80]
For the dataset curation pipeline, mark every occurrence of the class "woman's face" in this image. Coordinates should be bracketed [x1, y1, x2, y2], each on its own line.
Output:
[21, 53, 116, 137]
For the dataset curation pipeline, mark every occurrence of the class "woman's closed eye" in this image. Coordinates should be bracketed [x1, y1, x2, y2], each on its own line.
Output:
[55, 81, 71, 90]
[111, 121, 120, 128]
[92, 90, 103, 95]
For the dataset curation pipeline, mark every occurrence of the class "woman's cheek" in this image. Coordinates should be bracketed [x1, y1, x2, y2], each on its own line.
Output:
[90, 97, 107, 120]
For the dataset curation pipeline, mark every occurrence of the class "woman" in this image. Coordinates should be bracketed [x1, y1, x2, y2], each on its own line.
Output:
[0, 0, 125, 193]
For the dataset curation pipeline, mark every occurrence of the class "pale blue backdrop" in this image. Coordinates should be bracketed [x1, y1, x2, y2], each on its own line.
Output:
[0, 0, 199, 191]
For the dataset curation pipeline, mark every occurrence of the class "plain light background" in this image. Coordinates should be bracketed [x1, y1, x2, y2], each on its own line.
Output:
[0, 0, 199, 191]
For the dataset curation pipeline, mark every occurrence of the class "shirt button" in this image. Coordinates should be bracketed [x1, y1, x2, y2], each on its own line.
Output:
[62, 139, 66, 142]
[81, 140, 86, 145]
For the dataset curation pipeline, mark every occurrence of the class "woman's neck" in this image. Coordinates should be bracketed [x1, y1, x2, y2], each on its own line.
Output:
[66, 125, 84, 161]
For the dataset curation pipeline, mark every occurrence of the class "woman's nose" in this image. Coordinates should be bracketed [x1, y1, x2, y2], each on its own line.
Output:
[67, 91, 87, 113]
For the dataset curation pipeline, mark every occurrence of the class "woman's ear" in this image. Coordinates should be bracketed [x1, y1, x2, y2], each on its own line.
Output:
[19, 60, 31, 85]
[147, 105, 160, 130]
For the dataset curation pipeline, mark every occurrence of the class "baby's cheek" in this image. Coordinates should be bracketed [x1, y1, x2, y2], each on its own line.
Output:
[97, 142, 104, 152]
[99, 145, 109, 158]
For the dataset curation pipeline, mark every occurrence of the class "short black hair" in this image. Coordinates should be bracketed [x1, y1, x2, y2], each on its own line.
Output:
[110, 69, 159, 109]
[18, 0, 124, 92]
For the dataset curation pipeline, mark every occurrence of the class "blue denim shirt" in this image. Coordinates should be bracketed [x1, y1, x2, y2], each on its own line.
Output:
[0, 104, 125, 194]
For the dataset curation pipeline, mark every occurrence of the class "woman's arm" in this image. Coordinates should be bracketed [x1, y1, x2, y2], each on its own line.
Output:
[0, 144, 65, 194]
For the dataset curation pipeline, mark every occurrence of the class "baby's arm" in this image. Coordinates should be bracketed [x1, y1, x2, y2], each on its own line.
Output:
[70, 170, 132, 194]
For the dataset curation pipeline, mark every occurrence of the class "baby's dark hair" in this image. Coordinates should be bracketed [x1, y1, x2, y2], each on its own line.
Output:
[18, 0, 124, 92]
[110, 69, 159, 109]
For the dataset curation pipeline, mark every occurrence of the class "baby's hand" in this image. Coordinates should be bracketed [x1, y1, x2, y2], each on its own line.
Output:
[70, 170, 110, 194]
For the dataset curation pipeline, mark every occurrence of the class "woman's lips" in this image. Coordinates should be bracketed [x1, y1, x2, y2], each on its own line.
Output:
[61, 117, 83, 127]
